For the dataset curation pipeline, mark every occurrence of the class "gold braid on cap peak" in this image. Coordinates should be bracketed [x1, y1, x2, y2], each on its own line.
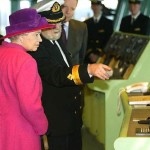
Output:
[46, 16, 65, 23]
[67, 65, 83, 85]
[47, 1, 65, 23]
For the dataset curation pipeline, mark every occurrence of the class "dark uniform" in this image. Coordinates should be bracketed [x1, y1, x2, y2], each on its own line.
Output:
[84, 0, 113, 63]
[84, 15, 113, 63]
[28, 36, 94, 150]
[120, 13, 150, 35]
[120, 0, 150, 35]
[85, 15, 113, 51]
[28, 2, 95, 150]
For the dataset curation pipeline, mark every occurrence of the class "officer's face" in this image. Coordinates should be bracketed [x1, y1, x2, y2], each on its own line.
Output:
[129, 3, 141, 16]
[91, 4, 103, 17]
[41, 23, 62, 41]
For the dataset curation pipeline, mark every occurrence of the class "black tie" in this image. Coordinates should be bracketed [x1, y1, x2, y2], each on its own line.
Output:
[61, 24, 67, 46]
[95, 18, 98, 23]
[131, 17, 135, 25]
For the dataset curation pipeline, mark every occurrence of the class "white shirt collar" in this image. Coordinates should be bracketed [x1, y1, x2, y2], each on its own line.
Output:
[93, 12, 102, 22]
[132, 11, 141, 19]
[49, 40, 69, 67]
[62, 22, 69, 38]
[50, 40, 55, 44]
[64, 21, 69, 27]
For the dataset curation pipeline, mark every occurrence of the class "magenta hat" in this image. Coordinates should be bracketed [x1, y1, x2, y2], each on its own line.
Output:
[2, 8, 56, 39]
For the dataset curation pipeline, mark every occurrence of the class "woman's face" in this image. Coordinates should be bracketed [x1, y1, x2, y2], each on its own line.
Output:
[20, 30, 42, 51]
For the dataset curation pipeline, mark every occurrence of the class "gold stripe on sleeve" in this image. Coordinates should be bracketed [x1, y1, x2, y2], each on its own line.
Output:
[72, 65, 83, 85]
[67, 65, 83, 85]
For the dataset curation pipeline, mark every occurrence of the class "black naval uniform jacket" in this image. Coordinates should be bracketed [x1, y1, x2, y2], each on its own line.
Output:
[120, 13, 150, 35]
[28, 36, 94, 136]
[84, 15, 113, 51]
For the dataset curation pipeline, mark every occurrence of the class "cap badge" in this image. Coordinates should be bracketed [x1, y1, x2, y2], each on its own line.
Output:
[52, 2, 60, 13]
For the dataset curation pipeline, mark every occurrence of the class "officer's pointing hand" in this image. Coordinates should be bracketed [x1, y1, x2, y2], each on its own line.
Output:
[87, 63, 113, 80]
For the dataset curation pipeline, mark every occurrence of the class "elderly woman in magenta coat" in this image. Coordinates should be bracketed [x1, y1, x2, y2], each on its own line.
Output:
[0, 8, 55, 150]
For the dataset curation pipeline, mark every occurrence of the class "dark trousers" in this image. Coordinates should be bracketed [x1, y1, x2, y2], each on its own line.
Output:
[42, 130, 82, 150]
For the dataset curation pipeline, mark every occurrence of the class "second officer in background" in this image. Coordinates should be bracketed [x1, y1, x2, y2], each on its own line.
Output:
[119, 0, 150, 35]
[84, 0, 113, 63]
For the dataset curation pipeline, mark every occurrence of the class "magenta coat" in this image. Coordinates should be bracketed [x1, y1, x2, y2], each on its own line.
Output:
[0, 42, 48, 150]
